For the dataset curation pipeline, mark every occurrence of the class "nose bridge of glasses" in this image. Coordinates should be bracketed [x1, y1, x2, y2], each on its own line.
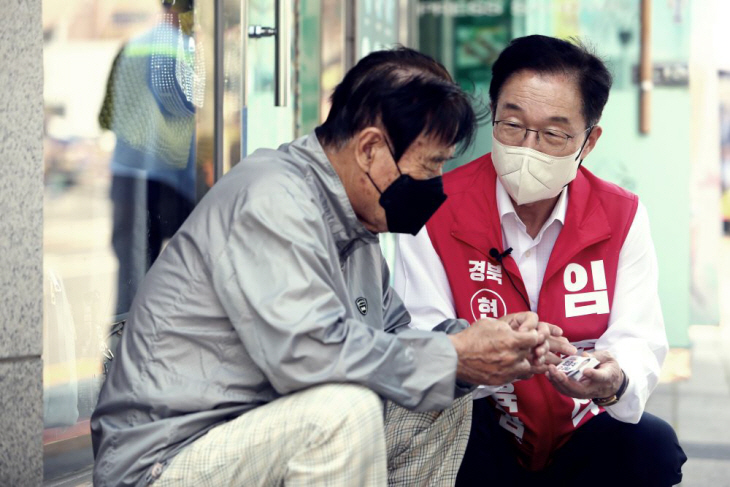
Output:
[522, 127, 542, 148]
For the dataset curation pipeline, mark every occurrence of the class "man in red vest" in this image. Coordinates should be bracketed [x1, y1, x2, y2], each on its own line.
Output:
[394, 35, 687, 486]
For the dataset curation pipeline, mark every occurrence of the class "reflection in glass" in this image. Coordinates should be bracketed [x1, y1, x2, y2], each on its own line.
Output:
[42, 0, 208, 481]
[41, 0, 295, 481]
[100, 0, 204, 315]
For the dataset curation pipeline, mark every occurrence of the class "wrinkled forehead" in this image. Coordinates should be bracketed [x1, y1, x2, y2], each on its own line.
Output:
[493, 69, 585, 125]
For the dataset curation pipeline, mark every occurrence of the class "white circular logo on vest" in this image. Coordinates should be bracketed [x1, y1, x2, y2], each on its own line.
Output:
[470, 289, 507, 321]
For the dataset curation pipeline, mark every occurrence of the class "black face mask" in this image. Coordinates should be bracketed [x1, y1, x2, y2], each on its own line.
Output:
[368, 157, 448, 236]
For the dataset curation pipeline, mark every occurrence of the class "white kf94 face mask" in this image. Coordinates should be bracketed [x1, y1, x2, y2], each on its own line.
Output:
[491, 133, 583, 206]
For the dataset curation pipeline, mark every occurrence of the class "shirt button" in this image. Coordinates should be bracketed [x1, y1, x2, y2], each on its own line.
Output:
[525, 250, 532, 258]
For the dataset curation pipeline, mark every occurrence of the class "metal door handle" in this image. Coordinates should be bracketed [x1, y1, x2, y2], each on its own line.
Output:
[248, 25, 276, 38]
[274, 0, 290, 107]
[246, 0, 289, 107]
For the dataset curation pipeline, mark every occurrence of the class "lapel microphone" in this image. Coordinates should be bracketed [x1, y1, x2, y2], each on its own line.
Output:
[488, 247, 531, 310]
[489, 247, 513, 263]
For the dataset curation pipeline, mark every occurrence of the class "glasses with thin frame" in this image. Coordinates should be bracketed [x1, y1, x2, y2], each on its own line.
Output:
[493, 120, 593, 155]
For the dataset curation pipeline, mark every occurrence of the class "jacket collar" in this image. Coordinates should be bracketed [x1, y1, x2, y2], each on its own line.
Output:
[450, 154, 612, 283]
[287, 133, 379, 255]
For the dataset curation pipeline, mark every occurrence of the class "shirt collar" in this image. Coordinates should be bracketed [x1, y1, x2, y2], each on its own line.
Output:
[495, 178, 569, 236]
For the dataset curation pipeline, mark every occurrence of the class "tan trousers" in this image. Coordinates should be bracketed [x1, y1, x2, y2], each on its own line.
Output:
[152, 384, 472, 487]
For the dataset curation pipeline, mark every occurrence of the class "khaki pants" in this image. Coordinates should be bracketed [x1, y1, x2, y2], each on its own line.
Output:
[152, 384, 472, 486]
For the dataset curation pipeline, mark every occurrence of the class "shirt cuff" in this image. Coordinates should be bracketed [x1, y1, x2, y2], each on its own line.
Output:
[602, 363, 646, 424]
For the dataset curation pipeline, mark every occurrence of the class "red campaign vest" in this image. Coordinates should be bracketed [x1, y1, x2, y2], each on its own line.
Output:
[425, 154, 638, 470]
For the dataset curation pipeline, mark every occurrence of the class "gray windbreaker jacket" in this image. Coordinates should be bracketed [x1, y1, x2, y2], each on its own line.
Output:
[91, 133, 469, 487]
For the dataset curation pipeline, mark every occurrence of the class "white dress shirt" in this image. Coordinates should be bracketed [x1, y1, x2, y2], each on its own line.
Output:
[393, 180, 668, 423]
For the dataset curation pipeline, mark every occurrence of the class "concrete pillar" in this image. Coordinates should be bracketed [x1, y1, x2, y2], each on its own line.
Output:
[0, 0, 45, 484]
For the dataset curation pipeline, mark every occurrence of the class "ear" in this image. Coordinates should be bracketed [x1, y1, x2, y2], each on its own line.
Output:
[578, 125, 602, 161]
[353, 127, 386, 174]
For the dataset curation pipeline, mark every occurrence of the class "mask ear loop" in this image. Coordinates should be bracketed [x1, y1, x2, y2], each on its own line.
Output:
[575, 126, 595, 165]
[366, 171, 383, 195]
[563, 126, 595, 187]
[383, 137, 403, 175]
[367, 137, 402, 194]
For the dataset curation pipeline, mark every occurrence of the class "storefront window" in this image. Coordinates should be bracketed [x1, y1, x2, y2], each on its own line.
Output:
[42, 0, 211, 480]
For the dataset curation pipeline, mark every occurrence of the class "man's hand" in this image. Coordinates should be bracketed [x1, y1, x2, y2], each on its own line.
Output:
[543, 324, 578, 367]
[448, 312, 547, 386]
[546, 350, 623, 400]
[499, 314, 554, 375]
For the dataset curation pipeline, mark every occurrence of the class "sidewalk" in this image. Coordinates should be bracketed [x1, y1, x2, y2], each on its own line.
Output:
[644, 236, 730, 486]
[646, 325, 730, 486]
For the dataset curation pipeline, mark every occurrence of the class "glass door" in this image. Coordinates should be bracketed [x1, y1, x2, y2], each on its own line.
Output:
[41, 0, 298, 482]
[208, 0, 296, 173]
[43, 0, 212, 480]
[242, 0, 296, 157]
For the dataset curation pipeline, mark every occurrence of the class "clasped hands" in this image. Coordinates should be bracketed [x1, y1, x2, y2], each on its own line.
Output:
[449, 312, 623, 400]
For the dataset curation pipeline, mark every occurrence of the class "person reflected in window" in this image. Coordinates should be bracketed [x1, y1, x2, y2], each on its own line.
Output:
[99, 0, 203, 316]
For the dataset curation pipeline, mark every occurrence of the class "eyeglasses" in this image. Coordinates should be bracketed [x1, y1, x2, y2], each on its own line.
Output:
[493, 120, 593, 154]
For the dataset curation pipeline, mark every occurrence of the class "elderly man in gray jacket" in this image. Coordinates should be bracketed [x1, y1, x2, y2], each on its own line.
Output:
[92, 47, 550, 487]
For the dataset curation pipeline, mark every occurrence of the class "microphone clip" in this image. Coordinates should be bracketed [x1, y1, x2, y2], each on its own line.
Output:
[489, 247, 513, 264]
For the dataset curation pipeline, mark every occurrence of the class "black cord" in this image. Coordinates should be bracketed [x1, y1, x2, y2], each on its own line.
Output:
[490, 247, 531, 310]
